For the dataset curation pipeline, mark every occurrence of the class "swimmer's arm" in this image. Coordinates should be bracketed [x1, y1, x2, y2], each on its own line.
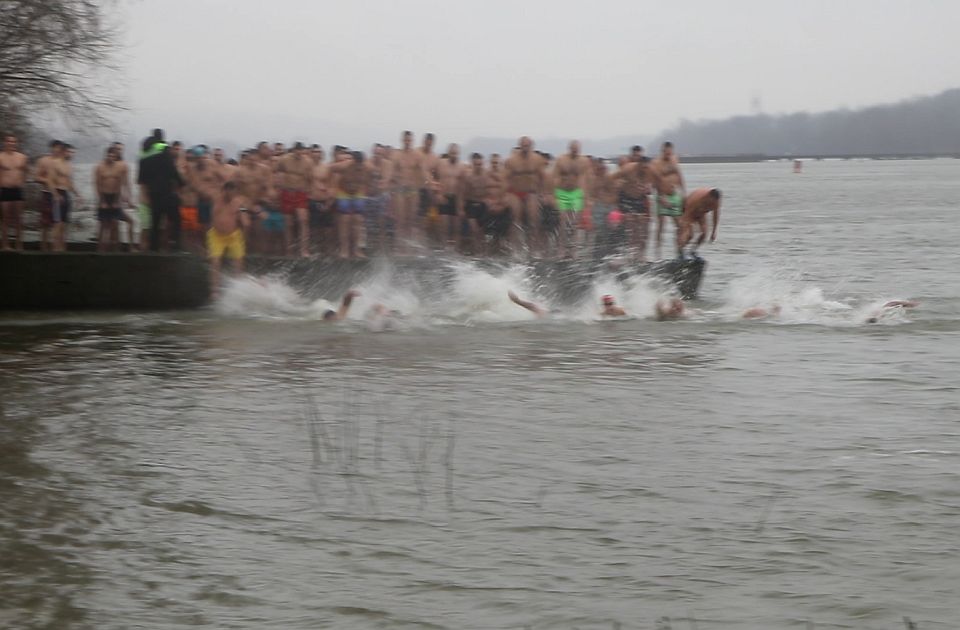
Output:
[336, 289, 359, 321]
[883, 300, 919, 308]
[711, 204, 720, 241]
[508, 291, 546, 318]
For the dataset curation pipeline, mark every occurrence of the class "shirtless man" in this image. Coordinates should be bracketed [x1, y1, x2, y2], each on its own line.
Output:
[553, 141, 593, 258]
[179, 149, 204, 253]
[655, 297, 688, 321]
[328, 151, 371, 259]
[235, 150, 276, 255]
[366, 144, 393, 254]
[487, 153, 506, 197]
[587, 157, 617, 257]
[459, 153, 489, 254]
[212, 148, 237, 182]
[189, 149, 226, 248]
[206, 180, 250, 299]
[45, 141, 79, 251]
[678, 188, 721, 259]
[278, 142, 313, 257]
[306, 146, 335, 256]
[652, 142, 686, 258]
[0, 134, 29, 251]
[610, 156, 655, 261]
[435, 143, 464, 250]
[94, 146, 132, 251]
[390, 130, 423, 254]
[865, 300, 920, 324]
[34, 140, 63, 251]
[504, 137, 546, 254]
[418, 132, 440, 211]
[109, 142, 137, 249]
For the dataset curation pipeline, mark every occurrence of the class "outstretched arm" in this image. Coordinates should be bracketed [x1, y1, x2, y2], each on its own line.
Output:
[508, 290, 546, 318]
[336, 289, 360, 320]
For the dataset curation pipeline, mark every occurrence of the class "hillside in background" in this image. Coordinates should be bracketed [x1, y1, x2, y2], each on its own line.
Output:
[654, 88, 960, 157]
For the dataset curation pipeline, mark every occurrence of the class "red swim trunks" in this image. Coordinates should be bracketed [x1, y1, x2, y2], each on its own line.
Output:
[280, 190, 308, 216]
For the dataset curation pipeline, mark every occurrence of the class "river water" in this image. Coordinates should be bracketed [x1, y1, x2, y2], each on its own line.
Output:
[2, 160, 958, 629]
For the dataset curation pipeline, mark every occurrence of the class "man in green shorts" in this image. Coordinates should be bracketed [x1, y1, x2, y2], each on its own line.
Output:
[552, 140, 592, 258]
[656, 180, 684, 259]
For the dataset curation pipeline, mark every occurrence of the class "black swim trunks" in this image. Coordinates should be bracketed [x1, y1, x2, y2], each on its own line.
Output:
[0, 187, 24, 202]
[55, 189, 71, 223]
[98, 193, 121, 221]
[484, 209, 511, 237]
[309, 199, 334, 228]
[438, 194, 457, 216]
[465, 200, 486, 221]
[541, 203, 559, 230]
[619, 192, 650, 215]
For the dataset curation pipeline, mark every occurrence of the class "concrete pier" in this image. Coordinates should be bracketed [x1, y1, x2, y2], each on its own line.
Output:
[0, 252, 705, 310]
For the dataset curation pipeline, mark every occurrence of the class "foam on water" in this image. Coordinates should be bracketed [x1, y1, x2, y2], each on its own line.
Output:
[213, 261, 917, 329]
[720, 270, 914, 326]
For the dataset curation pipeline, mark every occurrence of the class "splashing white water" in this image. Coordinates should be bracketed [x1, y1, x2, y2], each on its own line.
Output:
[212, 263, 915, 329]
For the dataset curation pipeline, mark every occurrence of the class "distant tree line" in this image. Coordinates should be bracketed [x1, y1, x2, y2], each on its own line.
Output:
[654, 88, 960, 157]
[0, 0, 121, 152]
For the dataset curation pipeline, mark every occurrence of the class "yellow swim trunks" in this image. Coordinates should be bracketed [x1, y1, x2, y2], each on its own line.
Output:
[206, 228, 245, 260]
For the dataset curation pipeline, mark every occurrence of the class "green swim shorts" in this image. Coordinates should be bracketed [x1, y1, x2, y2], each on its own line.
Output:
[657, 191, 683, 217]
[554, 188, 584, 212]
[138, 203, 152, 230]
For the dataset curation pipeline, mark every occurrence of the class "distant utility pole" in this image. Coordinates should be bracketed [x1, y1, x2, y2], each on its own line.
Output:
[751, 95, 763, 115]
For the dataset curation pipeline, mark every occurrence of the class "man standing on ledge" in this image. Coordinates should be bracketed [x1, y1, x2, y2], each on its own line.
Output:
[138, 129, 184, 251]
[0, 134, 29, 251]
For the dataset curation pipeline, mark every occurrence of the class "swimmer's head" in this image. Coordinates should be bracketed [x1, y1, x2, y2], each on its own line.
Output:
[322, 309, 337, 321]
[866, 316, 879, 324]
[601, 295, 615, 307]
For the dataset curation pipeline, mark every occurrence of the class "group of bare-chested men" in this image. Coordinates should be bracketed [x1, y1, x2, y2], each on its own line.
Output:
[1, 131, 721, 261]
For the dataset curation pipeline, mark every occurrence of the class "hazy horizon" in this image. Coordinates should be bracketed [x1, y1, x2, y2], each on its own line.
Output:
[105, 0, 960, 150]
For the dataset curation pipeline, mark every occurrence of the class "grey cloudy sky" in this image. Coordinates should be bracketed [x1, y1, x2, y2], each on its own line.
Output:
[121, 0, 960, 147]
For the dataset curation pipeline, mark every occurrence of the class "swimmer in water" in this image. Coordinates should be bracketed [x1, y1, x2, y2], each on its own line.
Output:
[600, 294, 627, 317]
[865, 300, 919, 324]
[507, 291, 627, 318]
[322, 289, 359, 321]
[365, 303, 405, 330]
[508, 290, 548, 317]
[655, 297, 688, 321]
[742, 304, 782, 319]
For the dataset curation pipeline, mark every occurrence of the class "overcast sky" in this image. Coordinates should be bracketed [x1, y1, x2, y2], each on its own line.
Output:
[120, 0, 960, 148]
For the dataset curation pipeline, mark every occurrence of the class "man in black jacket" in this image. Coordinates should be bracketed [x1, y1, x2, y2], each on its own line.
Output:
[137, 129, 184, 251]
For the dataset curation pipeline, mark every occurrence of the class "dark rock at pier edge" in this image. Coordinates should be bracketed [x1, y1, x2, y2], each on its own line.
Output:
[0, 252, 704, 310]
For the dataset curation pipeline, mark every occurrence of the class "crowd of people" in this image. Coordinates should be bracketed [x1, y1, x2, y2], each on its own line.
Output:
[1, 129, 722, 279]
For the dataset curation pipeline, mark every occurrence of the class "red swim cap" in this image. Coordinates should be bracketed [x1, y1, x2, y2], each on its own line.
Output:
[602, 294, 614, 305]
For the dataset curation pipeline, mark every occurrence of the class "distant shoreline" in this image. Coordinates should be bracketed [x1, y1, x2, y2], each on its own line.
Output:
[678, 152, 960, 164]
